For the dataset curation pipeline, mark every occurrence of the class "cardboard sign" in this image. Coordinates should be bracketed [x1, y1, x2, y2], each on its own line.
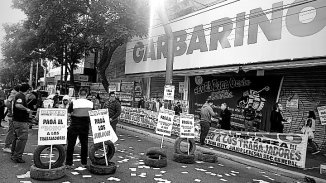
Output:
[317, 106, 326, 125]
[179, 114, 195, 138]
[164, 85, 175, 101]
[89, 109, 118, 143]
[156, 111, 174, 136]
[38, 109, 68, 145]
[286, 99, 299, 109]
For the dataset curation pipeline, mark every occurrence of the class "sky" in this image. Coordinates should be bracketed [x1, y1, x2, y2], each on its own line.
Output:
[0, 0, 26, 60]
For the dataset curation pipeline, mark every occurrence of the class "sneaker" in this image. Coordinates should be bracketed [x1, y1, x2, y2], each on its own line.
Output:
[312, 150, 320, 155]
[11, 157, 25, 163]
[2, 147, 11, 153]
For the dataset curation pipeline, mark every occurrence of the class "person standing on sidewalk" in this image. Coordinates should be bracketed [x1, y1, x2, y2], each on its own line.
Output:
[65, 89, 93, 168]
[199, 99, 217, 146]
[301, 118, 320, 154]
[270, 102, 290, 133]
[219, 103, 232, 130]
[2, 85, 20, 153]
[103, 92, 121, 133]
[11, 83, 32, 163]
[0, 86, 6, 127]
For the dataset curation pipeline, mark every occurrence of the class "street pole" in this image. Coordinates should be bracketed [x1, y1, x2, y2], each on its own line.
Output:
[41, 59, 47, 89]
[35, 60, 39, 89]
[29, 61, 33, 87]
[157, 2, 174, 109]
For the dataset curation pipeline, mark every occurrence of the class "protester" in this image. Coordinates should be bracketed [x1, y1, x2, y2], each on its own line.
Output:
[174, 101, 183, 115]
[103, 92, 121, 133]
[199, 99, 217, 146]
[270, 102, 290, 133]
[0, 86, 6, 127]
[91, 95, 101, 109]
[65, 89, 93, 168]
[138, 97, 145, 108]
[53, 92, 59, 108]
[2, 85, 20, 153]
[306, 111, 316, 132]
[243, 103, 256, 131]
[301, 118, 320, 154]
[219, 103, 232, 130]
[59, 95, 70, 109]
[11, 83, 31, 163]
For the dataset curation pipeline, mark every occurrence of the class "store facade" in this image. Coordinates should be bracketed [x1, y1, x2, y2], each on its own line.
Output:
[124, 0, 326, 151]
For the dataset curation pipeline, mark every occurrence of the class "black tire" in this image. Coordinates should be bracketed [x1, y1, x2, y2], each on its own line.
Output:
[172, 152, 195, 164]
[197, 152, 218, 163]
[33, 145, 66, 169]
[174, 137, 196, 155]
[30, 164, 65, 181]
[89, 141, 115, 165]
[144, 156, 167, 168]
[88, 162, 117, 175]
[145, 147, 167, 157]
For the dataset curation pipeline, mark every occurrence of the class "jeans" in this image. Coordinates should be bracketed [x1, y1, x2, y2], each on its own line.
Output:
[308, 139, 318, 152]
[4, 117, 14, 148]
[66, 125, 89, 166]
[200, 121, 210, 145]
[11, 121, 29, 159]
[110, 118, 119, 133]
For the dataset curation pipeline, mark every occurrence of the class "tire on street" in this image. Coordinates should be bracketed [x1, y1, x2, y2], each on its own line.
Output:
[197, 152, 218, 163]
[30, 164, 65, 181]
[145, 147, 167, 157]
[88, 162, 117, 175]
[172, 152, 196, 164]
[174, 137, 196, 155]
[33, 145, 66, 169]
[144, 155, 167, 168]
[89, 141, 115, 165]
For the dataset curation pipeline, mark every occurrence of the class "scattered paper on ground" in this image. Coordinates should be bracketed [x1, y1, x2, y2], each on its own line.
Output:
[74, 166, 87, 171]
[82, 175, 92, 178]
[17, 171, 30, 179]
[71, 172, 79, 175]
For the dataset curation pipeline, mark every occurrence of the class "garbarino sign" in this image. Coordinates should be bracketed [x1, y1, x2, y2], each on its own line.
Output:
[125, 0, 326, 74]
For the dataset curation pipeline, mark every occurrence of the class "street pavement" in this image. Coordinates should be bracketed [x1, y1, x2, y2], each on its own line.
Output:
[0, 120, 308, 183]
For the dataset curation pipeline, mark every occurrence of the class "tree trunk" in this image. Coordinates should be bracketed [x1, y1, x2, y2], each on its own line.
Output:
[96, 44, 119, 92]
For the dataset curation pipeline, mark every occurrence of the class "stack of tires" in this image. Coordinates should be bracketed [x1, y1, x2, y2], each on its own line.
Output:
[144, 147, 167, 168]
[30, 145, 66, 181]
[88, 141, 117, 175]
[197, 151, 218, 163]
[172, 137, 196, 164]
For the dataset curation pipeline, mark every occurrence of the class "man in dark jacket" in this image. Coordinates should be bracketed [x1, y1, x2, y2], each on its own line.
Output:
[270, 102, 289, 133]
[174, 102, 182, 115]
[219, 103, 232, 130]
[199, 100, 217, 146]
[103, 92, 121, 133]
[138, 97, 145, 108]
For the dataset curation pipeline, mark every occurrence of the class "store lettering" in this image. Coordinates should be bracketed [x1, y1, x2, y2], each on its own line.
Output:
[133, 0, 326, 63]
[194, 78, 251, 94]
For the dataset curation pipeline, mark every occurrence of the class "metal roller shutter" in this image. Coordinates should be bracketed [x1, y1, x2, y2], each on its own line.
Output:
[150, 76, 185, 100]
[276, 66, 326, 150]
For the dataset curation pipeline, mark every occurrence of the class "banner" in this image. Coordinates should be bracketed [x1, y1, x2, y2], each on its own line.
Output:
[38, 109, 68, 145]
[156, 111, 174, 136]
[205, 130, 308, 168]
[89, 109, 118, 144]
[179, 114, 195, 138]
[189, 75, 282, 130]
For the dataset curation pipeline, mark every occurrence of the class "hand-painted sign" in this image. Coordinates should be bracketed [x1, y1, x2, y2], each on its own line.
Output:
[38, 109, 67, 145]
[317, 106, 326, 125]
[156, 111, 174, 136]
[164, 85, 175, 101]
[179, 114, 195, 138]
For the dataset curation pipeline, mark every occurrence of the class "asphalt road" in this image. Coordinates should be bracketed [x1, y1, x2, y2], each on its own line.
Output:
[0, 122, 303, 183]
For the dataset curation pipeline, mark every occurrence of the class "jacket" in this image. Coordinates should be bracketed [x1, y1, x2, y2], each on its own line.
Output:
[200, 103, 215, 123]
[270, 110, 285, 132]
[103, 99, 121, 120]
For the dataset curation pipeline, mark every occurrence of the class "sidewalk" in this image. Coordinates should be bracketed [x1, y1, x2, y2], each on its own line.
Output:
[118, 122, 326, 183]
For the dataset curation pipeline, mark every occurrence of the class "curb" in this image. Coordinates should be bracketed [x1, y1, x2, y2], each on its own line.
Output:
[117, 123, 326, 183]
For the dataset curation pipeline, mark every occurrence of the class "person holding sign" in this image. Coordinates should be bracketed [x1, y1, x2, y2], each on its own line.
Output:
[65, 89, 94, 168]
[11, 83, 32, 163]
[199, 99, 217, 146]
[103, 92, 121, 133]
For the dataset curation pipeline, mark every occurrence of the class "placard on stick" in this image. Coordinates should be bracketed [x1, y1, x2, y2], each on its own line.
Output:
[89, 109, 118, 143]
[38, 108, 68, 145]
[156, 111, 174, 136]
[179, 114, 195, 138]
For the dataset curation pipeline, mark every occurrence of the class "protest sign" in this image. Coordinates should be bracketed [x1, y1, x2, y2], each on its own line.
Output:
[89, 109, 118, 144]
[38, 109, 68, 145]
[164, 85, 175, 101]
[204, 130, 308, 168]
[156, 111, 174, 136]
[179, 114, 195, 138]
[317, 106, 326, 125]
